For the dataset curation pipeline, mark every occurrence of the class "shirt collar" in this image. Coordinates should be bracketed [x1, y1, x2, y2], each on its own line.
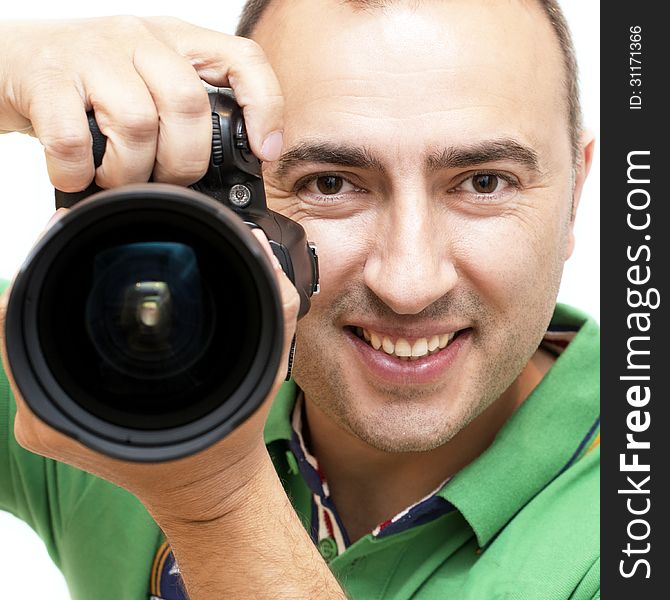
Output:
[439, 303, 600, 547]
[264, 378, 298, 445]
[262, 304, 600, 547]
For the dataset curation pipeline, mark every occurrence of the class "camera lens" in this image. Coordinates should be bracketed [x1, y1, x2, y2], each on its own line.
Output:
[84, 242, 213, 380]
[6, 184, 283, 461]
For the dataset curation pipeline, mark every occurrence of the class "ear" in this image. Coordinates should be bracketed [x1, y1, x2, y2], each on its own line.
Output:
[564, 130, 596, 260]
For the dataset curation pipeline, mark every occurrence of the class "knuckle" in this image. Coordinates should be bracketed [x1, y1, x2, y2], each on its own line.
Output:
[242, 91, 284, 121]
[54, 175, 94, 194]
[165, 83, 209, 117]
[248, 91, 285, 119]
[109, 14, 147, 35]
[114, 107, 159, 140]
[236, 37, 266, 64]
[155, 156, 208, 184]
[41, 129, 91, 162]
[30, 44, 61, 67]
[285, 287, 301, 318]
[144, 15, 184, 30]
[141, 16, 194, 50]
[96, 164, 145, 188]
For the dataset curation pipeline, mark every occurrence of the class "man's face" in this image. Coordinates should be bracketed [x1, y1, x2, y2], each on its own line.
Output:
[255, 0, 582, 452]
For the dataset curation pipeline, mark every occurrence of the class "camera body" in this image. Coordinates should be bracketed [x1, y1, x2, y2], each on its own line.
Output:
[5, 89, 319, 462]
[55, 89, 320, 316]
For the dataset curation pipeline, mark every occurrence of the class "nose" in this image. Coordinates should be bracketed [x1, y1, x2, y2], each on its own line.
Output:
[363, 196, 458, 314]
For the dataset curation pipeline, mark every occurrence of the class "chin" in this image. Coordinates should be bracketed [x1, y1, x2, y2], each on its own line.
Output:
[336, 396, 473, 453]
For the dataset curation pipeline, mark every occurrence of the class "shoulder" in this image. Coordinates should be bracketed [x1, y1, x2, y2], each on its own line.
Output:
[478, 446, 600, 599]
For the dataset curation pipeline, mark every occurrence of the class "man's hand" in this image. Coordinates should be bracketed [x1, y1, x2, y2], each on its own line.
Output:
[0, 222, 300, 523]
[0, 16, 285, 191]
[0, 222, 339, 599]
[0, 13, 293, 516]
[0, 18, 347, 598]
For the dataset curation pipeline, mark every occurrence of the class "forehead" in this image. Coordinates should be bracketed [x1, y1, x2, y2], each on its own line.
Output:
[253, 0, 569, 161]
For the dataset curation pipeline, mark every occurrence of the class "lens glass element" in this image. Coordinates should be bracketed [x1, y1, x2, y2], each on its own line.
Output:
[36, 208, 265, 430]
[85, 243, 212, 380]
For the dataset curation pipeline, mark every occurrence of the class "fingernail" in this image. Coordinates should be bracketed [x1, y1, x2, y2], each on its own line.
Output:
[261, 131, 284, 162]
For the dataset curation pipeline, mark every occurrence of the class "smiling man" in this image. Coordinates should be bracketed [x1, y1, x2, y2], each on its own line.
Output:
[0, 0, 598, 598]
[254, 0, 598, 556]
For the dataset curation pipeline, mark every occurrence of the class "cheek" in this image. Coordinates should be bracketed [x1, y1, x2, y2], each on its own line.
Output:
[300, 214, 374, 302]
[451, 210, 568, 311]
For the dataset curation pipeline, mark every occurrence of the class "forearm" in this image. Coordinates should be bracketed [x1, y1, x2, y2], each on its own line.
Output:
[152, 452, 347, 600]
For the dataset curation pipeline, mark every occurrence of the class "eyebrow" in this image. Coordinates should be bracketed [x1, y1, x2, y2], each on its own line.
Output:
[275, 141, 385, 177]
[426, 138, 542, 174]
[274, 137, 542, 178]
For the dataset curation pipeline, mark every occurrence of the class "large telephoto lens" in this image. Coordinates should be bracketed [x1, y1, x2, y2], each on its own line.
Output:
[5, 184, 283, 462]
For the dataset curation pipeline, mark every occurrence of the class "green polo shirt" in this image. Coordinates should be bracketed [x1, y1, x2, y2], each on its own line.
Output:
[0, 279, 599, 599]
[265, 304, 600, 599]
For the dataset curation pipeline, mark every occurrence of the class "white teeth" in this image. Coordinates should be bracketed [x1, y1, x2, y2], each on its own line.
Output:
[356, 328, 458, 359]
[411, 338, 428, 357]
[370, 331, 382, 350]
[395, 338, 412, 357]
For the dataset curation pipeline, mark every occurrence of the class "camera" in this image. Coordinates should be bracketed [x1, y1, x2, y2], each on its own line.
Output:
[4, 89, 319, 462]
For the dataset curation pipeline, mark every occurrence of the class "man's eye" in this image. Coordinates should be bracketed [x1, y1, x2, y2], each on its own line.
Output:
[457, 172, 516, 196]
[315, 175, 344, 194]
[472, 174, 499, 194]
[299, 175, 362, 198]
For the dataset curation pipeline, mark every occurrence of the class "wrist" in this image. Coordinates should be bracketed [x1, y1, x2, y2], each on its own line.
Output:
[144, 450, 347, 600]
[144, 440, 277, 529]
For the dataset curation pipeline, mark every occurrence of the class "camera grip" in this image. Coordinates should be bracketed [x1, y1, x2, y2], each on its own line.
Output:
[54, 112, 107, 209]
[87, 112, 107, 168]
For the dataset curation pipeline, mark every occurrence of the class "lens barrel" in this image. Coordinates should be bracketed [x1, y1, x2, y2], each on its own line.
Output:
[5, 184, 284, 462]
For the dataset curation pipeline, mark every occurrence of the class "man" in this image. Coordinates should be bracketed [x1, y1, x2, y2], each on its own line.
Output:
[0, 0, 599, 598]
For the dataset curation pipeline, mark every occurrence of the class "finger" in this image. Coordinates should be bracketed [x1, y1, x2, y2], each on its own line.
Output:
[251, 227, 281, 270]
[133, 41, 212, 185]
[145, 18, 285, 162]
[27, 82, 95, 192]
[81, 66, 159, 188]
[250, 229, 300, 376]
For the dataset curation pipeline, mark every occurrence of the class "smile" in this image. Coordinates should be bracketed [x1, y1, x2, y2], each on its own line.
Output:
[344, 325, 470, 386]
[351, 327, 459, 361]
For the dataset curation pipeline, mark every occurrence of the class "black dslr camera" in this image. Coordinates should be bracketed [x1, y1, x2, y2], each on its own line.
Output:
[5, 89, 319, 462]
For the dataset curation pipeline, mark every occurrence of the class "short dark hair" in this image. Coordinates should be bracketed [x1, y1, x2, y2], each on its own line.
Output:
[236, 0, 582, 162]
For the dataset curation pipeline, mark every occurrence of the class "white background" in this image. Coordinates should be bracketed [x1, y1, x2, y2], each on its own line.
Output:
[0, 1, 599, 598]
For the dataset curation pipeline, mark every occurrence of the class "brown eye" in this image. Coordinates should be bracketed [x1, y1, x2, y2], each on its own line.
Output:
[316, 175, 344, 194]
[472, 174, 499, 194]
